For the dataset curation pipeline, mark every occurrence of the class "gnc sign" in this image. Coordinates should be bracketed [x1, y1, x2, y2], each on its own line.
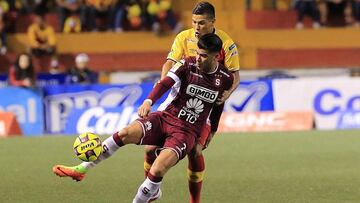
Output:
[0, 112, 22, 137]
[218, 111, 314, 132]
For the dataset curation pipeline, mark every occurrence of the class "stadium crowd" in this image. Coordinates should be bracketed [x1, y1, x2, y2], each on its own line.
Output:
[0, 0, 184, 80]
[247, 0, 360, 29]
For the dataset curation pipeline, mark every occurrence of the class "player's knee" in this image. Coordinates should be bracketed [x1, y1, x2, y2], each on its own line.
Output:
[187, 169, 204, 183]
[144, 145, 157, 156]
[117, 128, 129, 138]
[195, 147, 203, 157]
[149, 164, 167, 177]
[189, 145, 203, 158]
[150, 150, 177, 177]
[117, 128, 131, 143]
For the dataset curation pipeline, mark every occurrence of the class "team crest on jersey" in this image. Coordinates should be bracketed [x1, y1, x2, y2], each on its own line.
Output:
[230, 51, 238, 57]
[186, 84, 219, 103]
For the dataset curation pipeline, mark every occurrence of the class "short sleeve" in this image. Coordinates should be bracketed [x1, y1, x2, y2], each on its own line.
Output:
[167, 32, 185, 62]
[223, 39, 240, 72]
[167, 60, 187, 83]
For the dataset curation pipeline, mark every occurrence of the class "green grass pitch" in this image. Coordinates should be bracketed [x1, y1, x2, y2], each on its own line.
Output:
[1, 130, 360, 203]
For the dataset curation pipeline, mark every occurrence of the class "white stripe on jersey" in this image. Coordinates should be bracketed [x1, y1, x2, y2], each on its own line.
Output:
[157, 71, 181, 111]
[167, 71, 180, 83]
[157, 81, 180, 111]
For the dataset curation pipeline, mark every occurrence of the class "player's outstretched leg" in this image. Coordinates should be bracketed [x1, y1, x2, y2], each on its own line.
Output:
[187, 145, 205, 203]
[53, 122, 143, 181]
[53, 130, 127, 181]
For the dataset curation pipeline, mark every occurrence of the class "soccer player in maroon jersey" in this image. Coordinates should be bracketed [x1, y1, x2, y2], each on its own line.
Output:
[144, 2, 240, 203]
[53, 33, 233, 203]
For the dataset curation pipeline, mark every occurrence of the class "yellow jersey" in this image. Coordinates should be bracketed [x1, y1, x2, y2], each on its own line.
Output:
[27, 23, 56, 48]
[167, 28, 240, 72]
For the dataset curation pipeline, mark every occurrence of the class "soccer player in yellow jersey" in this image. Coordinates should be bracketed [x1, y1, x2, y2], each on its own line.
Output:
[144, 2, 240, 203]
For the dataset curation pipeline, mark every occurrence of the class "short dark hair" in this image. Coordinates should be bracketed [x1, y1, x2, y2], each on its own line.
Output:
[192, 1, 215, 19]
[197, 33, 222, 54]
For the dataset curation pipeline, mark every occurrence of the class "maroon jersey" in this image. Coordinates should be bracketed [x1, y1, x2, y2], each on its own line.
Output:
[164, 57, 233, 136]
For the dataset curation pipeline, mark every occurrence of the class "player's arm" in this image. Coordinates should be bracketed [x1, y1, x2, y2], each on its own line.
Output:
[228, 70, 240, 95]
[218, 38, 241, 104]
[160, 59, 176, 79]
[138, 76, 175, 117]
[139, 61, 186, 117]
[204, 103, 224, 147]
[208, 71, 234, 147]
[161, 32, 185, 79]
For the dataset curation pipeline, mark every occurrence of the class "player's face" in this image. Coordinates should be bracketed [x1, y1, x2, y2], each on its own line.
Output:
[192, 14, 215, 38]
[196, 48, 217, 73]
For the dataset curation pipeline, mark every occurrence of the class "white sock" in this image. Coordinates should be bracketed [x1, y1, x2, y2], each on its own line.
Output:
[80, 135, 121, 170]
[132, 178, 162, 203]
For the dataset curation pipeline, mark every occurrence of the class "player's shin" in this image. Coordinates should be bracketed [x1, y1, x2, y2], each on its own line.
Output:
[81, 132, 125, 170]
[144, 149, 157, 177]
[133, 172, 163, 203]
[188, 154, 205, 203]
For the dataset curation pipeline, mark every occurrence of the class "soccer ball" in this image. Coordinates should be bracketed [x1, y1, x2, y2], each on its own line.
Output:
[73, 132, 102, 162]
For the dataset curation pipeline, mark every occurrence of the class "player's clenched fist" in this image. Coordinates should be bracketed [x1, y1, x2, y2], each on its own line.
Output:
[138, 99, 152, 118]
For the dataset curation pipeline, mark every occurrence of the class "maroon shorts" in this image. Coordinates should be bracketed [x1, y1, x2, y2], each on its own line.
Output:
[136, 111, 196, 160]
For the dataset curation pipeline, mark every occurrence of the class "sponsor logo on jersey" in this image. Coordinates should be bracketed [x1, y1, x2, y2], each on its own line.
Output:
[144, 121, 152, 131]
[187, 38, 197, 43]
[186, 98, 204, 113]
[186, 84, 219, 103]
[229, 43, 236, 50]
[178, 98, 203, 124]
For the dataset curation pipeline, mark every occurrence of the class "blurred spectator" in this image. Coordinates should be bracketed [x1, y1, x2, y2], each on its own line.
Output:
[8, 53, 35, 88]
[66, 53, 97, 84]
[4, 0, 19, 33]
[353, 0, 360, 27]
[27, 14, 59, 72]
[318, 0, 353, 26]
[144, 0, 183, 35]
[114, 0, 143, 32]
[0, 0, 9, 54]
[63, 14, 82, 33]
[83, 0, 117, 31]
[350, 68, 360, 76]
[295, 0, 321, 29]
[56, 0, 84, 32]
[18, 0, 51, 15]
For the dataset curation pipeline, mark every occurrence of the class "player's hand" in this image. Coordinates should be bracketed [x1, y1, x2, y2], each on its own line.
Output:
[216, 90, 230, 105]
[204, 131, 216, 149]
[138, 100, 152, 118]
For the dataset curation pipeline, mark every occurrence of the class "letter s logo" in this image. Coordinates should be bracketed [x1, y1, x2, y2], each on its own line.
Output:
[215, 79, 220, 86]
